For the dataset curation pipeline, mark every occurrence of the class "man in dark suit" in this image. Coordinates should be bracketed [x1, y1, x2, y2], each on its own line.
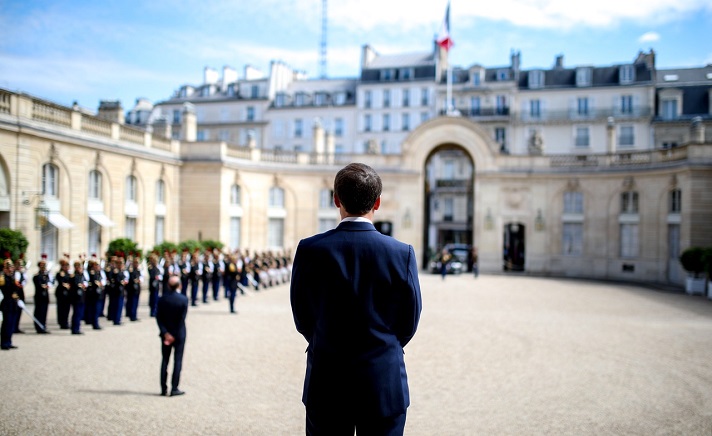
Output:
[156, 275, 188, 397]
[290, 163, 422, 436]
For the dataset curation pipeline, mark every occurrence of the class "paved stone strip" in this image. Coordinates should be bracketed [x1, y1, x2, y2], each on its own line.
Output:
[1, 275, 712, 435]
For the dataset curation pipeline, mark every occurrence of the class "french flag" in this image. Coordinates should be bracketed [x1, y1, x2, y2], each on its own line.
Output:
[437, 1, 454, 51]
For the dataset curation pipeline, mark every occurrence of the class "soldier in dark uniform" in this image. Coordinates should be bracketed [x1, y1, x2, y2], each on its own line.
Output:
[85, 260, 104, 330]
[1, 259, 21, 349]
[211, 249, 223, 301]
[69, 261, 88, 335]
[13, 257, 27, 333]
[201, 252, 212, 304]
[110, 257, 128, 325]
[148, 254, 163, 317]
[224, 254, 239, 314]
[179, 251, 190, 296]
[55, 259, 72, 329]
[126, 257, 143, 321]
[188, 252, 201, 307]
[32, 257, 52, 334]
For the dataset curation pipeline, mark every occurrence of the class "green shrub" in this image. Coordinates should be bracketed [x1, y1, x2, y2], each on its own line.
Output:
[680, 247, 706, 277]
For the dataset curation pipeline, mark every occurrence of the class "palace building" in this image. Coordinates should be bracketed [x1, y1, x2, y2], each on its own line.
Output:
[1, 40, 711, 287]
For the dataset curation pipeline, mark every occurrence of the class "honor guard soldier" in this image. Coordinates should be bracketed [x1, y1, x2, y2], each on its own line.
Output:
[126, 257, 143, 321]
[188, 252, 202, 307]
[32, 255, 52, 334]
[224, 254, 239, 314]
[201, 252, 212, 304]
[13, 256, 27, 333]
[69, 261, 88, 335]
[211, 249, 223, 301]
[179, 250, 190, 296]
[85, 260, 104, 330]
[55, 258, 72, 329]
[148, 254, 163, 317]
[1, 259, 21, 349]
[108, 256, 129, 325]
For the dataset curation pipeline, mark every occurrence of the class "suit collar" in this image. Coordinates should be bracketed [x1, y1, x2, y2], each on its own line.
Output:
[336, 221, 377, 231]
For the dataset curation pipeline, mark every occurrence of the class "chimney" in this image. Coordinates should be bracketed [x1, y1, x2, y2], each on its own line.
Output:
[554, 55, 564, 69]
[222, 66, 238, 91]
[181, 103, 197, 142]
[511, 50, 521, 81]
[361, 45, 377, 69]
[97, 100, 125, 124]
[204, 67, 219, 85]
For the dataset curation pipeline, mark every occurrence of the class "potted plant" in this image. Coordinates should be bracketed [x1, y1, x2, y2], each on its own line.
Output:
[703, 248, 712, 300]
[680, 247, 706, 295]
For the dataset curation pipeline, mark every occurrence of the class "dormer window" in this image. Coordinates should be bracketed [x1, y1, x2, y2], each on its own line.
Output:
[619, 65, 635, 84]
[334, 92, 346, 105]
[381, 69, 395, 81]
[399, 68, 414, 80]
[497, 69, 509, 81]
[528, 70, 544, 89]
[295, 93, 306, 107]
[275, 93, 286, 107]
[314, 92, 327, 106]
[576, 67, 592, 87]
[472, 72, 481, 86]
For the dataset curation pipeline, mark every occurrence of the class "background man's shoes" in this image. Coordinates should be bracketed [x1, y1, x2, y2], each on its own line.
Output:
[170, 389, 185, 397]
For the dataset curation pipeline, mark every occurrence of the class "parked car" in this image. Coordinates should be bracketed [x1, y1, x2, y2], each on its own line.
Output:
[429, 243, 471, 274]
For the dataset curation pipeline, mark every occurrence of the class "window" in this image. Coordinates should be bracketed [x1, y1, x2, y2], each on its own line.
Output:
[381, 69, 394, 81]
[334, 92, 346, 105]
[620, 223, 639, 258]
[562, 223, 583, 255]
[246, 106, 255, 121]
[88, 219, 100, 256]
[334, 118, 343, 137]
[40, 225, 58, 262]
[621, 95, 633, 114]
[563, 192, 583, 214]
[472, 72, 481, 86]
[662, 141, 678, 149]
[89, 170, 102, 200]
[497, 69, 509, 81]
[155, 216, 165, 245]
[421, 88, 429, 106]
[275, 93, 286, 107]
[444, 198, 454, 221]
[125, 217, 136, 240]
[196, 130, 207, 141]
[495, 127, 506, 146]
[269, 187, 285, 208]
[315, 93, 326, 106]
[42, 164, 59, 197]
[364, 114, 372, 132]
[470, 97, 481, 115]
[294, 119, 303, 138]
[670, 189, 681, 213]
[496, 95, 507, 115]
[621, 191, 639, 214]
[231, 184, 241, 206]
[218, 130, 229, 141]
[318, 218, 337, 233]
[575, 127, 590, 147]
[319, 189, 334, 208]
[251, 85, 259, 99]
[576, 67, 592, 86]
[619, 126, 635, 147]
[268, 218, 284, 248]
[662, 100, 677, 120]
[173, 110, 181, 124]
[295, 93, 305, 106]
[530, 99, 541, 118]
[402, 113, 410, 131]
[383, 90, 390, 108]
[402, 89, 410, 107]
[577, 97, 589, 116]
[364, 90, 372, 108]
[619, 65, 635, 84]
[443, 160, 455, 179]
[230, 217, 241, 250]
[382, 114, 390, 131]
[126, 176, 137, 202]
[399, 68, 413, 80]
[156, 180, 165, 205]
[380, 140, 388, 154]
[529, 70, 544, 89]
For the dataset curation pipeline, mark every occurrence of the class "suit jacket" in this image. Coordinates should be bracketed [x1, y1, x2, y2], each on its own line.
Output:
[156, 290, 188, 342]
[290, 220, 422, 418]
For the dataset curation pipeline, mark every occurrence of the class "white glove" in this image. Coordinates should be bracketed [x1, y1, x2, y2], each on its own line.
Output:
[17, 299, 26, 309]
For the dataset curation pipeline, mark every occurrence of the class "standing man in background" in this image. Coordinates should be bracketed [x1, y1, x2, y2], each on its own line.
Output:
[290, 163, 422, 436]
[33, 256, 52, 334]
[156, 275, 188, 397]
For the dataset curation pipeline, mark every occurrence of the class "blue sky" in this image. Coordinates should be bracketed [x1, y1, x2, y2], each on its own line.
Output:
[1, 0, 710, 112]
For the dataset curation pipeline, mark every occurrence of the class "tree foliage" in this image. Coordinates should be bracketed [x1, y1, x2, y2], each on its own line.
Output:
[106, 238, 143, 259]
[0, 228, 29, 261]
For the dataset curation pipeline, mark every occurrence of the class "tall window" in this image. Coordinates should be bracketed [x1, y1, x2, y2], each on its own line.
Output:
[662, 100, 677, 120]
[88, 219, 101, 257]
[443, 198, 454, 222]
[364, 90, 372, 108]
[620, 224, 639, 258]
[621, 95, 633, 114]
[402, 113, 410, 131]
[155, 216, 165, 245]
[383, 90, 391, 108]
[530, 99, 541, 118]
[89, 170, 102, 200]
[268, 218, 284, 248]
[575, 127, 590, 147]
[528, 70, 544, 89]
[619, 126, 635, 147]
[402, 89, 410, 107]
[42, 163, 59, 197]
[231, 184, 241, 205]
[563, 192, 583, 214]
[334, 118, 343, 137]
[294, 119, 303, 138]
[382, 114, 390, 131]
[230, 217, 241, 249]
[40, 226, 58, 262]
[251, 85, 259, 99]
[156, 180, 165, 205]
[125, 217, 136, 240]
[269, 187, 285, 208]
[621, 191, 639, 214]
[364, 114, 372, 132]
[126, 176, 137, 202]
[577, 97, 589, 116]
[319, 189, 334, 209]
[496, 95, 507, 115]
[495, 127, 506, 147]
[421, 88, 429, 106]
[442, 160, 455, 179]
[669, 189, 681, 213]
[472, 72, 481, 86]
[470, 97, 481, 115]
[562, 223, 583, 255]
[246, 106, 255, 121]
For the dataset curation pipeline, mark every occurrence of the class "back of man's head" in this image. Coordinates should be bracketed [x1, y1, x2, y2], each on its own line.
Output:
[334, 163, 382, 215]
[168, 275, 180, 291]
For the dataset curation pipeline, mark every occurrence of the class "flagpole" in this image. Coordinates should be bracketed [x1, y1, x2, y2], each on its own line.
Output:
[446, 55, 452, 115]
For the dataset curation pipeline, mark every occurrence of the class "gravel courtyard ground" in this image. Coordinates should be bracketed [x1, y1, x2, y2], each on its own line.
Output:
[1, 274, 712, 435]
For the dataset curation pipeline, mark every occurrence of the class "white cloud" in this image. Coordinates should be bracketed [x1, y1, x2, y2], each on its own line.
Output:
[638, 32, 661, 43]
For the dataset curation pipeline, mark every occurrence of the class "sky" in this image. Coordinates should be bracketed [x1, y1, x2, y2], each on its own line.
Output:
[1, 0, 711, 112]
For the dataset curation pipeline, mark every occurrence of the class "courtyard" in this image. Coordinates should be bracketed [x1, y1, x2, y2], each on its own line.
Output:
[1, 274, 712, 435]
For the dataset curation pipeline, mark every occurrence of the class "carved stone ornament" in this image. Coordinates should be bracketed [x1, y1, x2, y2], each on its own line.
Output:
[528, 130, 544, 155]
[504, 187, 526, 209]
[566, 178, 580, 191]
[670, 174, 678, 188]
[623, 176, 635, 190]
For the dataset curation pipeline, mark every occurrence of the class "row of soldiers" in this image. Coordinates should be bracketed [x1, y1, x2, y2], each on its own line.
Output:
[0, 249, 292, 350]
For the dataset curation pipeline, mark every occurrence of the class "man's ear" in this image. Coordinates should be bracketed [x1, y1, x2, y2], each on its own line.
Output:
[373, 196, 381, 211]
[333, 194, 341, 208]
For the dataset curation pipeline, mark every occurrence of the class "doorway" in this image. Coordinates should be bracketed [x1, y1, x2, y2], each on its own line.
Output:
[503, 222, 525, 271]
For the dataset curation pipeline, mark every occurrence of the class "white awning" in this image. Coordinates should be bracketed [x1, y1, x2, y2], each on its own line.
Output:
[48, 212, 75, 229]
[89, 212, 115, 227]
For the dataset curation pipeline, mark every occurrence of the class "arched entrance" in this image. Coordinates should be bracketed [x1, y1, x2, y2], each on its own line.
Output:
[503, 222, 525, 271]
[423, 145, 474, 270]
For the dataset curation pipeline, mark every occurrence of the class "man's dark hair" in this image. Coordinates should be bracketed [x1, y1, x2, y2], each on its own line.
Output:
[334, 163, 382, 215]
